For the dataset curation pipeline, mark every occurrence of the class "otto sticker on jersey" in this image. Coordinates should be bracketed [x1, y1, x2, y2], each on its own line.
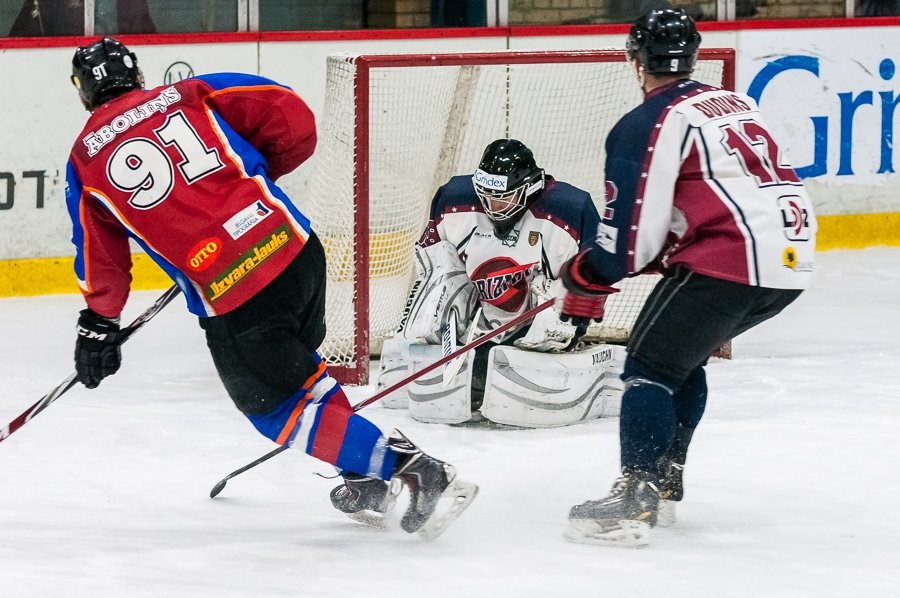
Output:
[223, 200, 272, 240]
[186, 237, 222, 272]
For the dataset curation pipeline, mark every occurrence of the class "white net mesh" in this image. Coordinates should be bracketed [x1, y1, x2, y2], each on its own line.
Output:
[303, 50, 730, 382]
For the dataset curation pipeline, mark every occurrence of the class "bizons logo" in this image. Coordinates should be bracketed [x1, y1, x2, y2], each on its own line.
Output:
[471, 258, 537, 312]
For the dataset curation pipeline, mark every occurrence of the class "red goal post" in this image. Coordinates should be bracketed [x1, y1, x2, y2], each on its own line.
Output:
[303, 48, 736, 385]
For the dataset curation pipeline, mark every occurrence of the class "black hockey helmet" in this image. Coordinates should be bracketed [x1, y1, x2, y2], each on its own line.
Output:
[472, 139, 545, 237]
[71, 37, 141, 111]
[626, 8, 701, 75]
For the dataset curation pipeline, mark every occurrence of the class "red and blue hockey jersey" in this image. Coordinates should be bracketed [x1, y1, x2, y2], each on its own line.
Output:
[65, 73, 317, 317]
[586, 79, 816, 289]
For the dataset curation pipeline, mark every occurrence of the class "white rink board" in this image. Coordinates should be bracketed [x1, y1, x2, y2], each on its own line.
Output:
[3, 25, 900, 262]
[737, 26, 900, 216]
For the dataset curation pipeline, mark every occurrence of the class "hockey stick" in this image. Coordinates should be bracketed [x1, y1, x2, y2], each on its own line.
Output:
[0, 285, 181, 445]
[442, 306, 482, 387]
[208, 299, 555, 498]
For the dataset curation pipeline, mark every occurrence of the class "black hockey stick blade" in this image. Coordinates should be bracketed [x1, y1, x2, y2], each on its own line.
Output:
[0, 285, 181, 446]
[207, 299, 555, 497]
[209, 445, 288, 498]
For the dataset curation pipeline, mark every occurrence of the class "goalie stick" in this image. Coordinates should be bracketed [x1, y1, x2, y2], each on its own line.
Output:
[0, 285, 181, 446]
[442, 307, 482, 388]
[208, 298, 555, 498]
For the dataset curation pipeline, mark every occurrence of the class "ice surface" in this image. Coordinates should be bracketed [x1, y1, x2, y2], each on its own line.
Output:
[1, 248, 899, 597]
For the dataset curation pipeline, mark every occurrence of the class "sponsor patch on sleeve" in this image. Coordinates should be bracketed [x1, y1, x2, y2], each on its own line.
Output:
[596, 222, 618, 253]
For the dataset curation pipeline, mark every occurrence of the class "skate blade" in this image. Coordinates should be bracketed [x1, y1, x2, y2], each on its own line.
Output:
[656, 500, 676, 528]
[344, 479, 402, 528]
[416, 477, 480, 541]
[563, 519, 651, 548]
[345, 510, 388, 527]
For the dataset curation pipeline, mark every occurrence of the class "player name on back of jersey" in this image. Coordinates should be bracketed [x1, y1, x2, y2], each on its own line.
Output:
[690, 92, 751, 119]
[82, 87, 182, 157]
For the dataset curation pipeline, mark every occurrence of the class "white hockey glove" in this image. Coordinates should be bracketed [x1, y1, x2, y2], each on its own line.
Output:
[514, 275, 579, 353]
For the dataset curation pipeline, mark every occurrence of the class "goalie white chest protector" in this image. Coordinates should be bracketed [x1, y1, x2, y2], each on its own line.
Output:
[419, 175, 600, 333]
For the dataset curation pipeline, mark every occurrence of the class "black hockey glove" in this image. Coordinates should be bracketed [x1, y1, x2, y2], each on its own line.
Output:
[75, 309, 122, 389]
[551, 251, 619, 328]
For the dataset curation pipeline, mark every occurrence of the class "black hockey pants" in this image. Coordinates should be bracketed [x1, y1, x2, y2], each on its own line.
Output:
[199, 233, 327, 416]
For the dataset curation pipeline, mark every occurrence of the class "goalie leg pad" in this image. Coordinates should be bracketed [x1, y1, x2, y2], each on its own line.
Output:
[406, 343, 474, 424]
[375, 336, 419, 409]
[480, 344, 626, 428]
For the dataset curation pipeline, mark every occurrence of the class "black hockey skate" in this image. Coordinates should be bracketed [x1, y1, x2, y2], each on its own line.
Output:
[656, 425, 693, 527]
[330, 474, 401, 528]
[656, 458, 684, 528]
[564, 469, 660, 548]
[388, 430, 479, 540]
[659, 460, 685, 501]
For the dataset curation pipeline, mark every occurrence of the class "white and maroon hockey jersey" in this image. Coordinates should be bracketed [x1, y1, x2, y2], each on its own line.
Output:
[418, 175, 600, 333]
[587, 79, 816, 289]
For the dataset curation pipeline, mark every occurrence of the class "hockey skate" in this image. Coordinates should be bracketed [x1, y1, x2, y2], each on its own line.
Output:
[656, 458, 684, 528]
[656, 426, 692, 527]
[330, 474, 402, 528]
[564, 469, 660, 548]
[388, 430, 479, 541]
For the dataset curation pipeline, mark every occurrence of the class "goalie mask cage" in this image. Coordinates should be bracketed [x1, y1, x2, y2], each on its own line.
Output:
[304, 48, 736, 385]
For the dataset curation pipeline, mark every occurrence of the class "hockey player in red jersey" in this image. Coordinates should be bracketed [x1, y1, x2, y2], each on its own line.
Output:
[65, 37, 476, 539]
[551, 9, 817, 546]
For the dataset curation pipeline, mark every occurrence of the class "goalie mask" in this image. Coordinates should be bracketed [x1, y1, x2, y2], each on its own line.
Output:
[71, 37, 142, 111]
[626, 8, 701, 75]
[472, 139, 545, 238]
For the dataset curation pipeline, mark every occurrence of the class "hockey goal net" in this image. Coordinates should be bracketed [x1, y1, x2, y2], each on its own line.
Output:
[302, 48, 736, 385]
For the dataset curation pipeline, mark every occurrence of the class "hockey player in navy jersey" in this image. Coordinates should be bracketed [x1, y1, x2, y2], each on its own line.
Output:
[64, 37, 477, 539]
[551, 9, 817, 546]
[378, 139, 625, 428]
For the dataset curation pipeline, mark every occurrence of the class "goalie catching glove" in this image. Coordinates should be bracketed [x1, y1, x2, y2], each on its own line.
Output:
[75, 308, 121, 388]
[551, 251, 618, 327]
[515, 275, 580, 353]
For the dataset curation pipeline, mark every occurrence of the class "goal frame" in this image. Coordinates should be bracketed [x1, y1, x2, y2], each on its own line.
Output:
[330, 48, 736, 385]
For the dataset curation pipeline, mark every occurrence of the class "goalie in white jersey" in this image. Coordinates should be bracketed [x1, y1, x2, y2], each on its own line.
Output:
[551, 8, 817, 546]
[378, 139, 626, 427]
